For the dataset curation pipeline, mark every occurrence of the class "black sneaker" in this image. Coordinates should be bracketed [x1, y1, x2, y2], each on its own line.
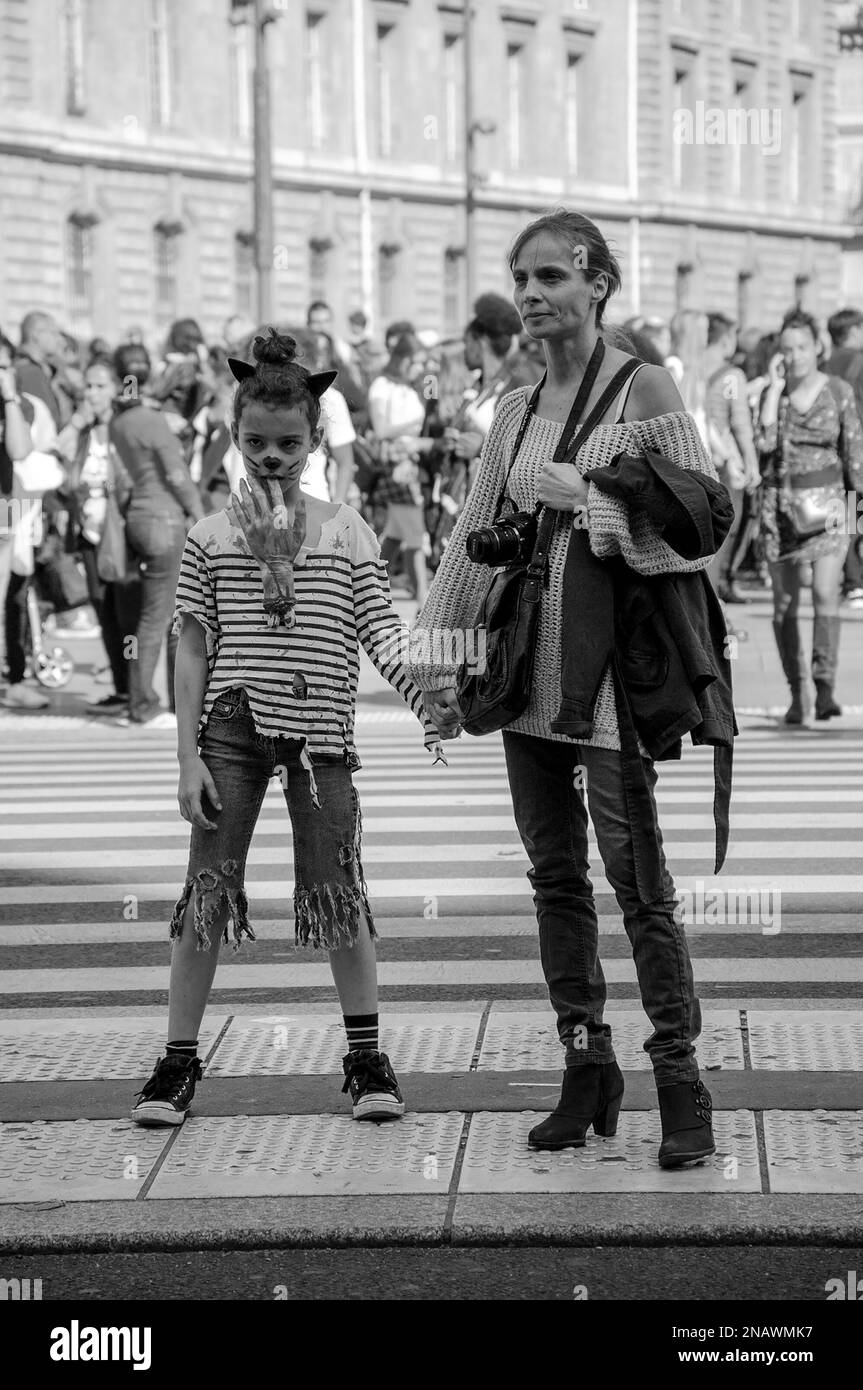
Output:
[131, 1054, 203, 1127]
[341, 1049, 405, 1120]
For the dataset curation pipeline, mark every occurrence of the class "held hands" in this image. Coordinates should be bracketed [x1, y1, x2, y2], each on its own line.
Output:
[536, 459, 590, 513]
[423, 687, 463, 740]
[226, 476, 307, 628]
[178, 755, 222, 831]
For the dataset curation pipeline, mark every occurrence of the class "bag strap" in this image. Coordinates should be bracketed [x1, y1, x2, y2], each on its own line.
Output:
[525, 358, 643, 579]
[494, 337, 606, 514]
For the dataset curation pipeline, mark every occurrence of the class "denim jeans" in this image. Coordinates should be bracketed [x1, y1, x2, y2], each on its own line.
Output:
[171, 688, 373, 952]
[502, 730, 701, 1086]
[125, 509, 187, 722]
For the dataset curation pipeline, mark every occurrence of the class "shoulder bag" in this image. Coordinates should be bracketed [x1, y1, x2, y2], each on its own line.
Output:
[456, 341, 640, 735]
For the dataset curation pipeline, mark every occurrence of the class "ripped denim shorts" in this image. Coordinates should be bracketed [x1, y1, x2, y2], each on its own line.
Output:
[170, 687, 373, 953]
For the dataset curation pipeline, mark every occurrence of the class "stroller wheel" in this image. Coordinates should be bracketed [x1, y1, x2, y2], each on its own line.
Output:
[34, 645, 74, 688]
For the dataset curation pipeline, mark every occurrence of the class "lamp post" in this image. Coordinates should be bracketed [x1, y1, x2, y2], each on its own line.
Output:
[464, 2, 495, 314]
[231, 0, 277, 321]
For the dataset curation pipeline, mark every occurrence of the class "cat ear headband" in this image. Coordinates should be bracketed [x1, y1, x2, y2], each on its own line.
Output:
[227, 357, 337, 398]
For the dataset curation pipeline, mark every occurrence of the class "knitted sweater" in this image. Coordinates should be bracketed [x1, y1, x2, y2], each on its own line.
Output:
[409, 387, 718, 751]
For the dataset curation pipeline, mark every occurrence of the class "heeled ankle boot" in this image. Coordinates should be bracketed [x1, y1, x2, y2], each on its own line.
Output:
[527, 1061, 625, 1151]
[657, 1078, 715, 1169]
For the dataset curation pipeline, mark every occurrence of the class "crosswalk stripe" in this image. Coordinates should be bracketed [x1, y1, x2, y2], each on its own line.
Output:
[0, 958, 859, 995]
[5, 840, 862, 871]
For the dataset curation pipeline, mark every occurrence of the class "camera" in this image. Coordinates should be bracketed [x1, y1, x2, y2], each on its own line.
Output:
[466, 509, 538, 566]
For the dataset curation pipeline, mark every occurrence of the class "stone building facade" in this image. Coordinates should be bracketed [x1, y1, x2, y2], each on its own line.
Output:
[0, 0, 855, 345]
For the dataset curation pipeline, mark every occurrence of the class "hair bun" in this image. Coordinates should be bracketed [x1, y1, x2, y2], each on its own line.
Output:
[251, 328, 298, 368]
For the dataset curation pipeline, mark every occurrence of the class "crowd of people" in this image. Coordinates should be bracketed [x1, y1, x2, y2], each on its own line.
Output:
[1, 289, 863, 727]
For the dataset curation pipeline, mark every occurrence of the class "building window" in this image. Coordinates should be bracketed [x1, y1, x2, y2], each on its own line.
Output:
[794, 273, 810, 310]
[230, 18, 252, 139]
[235, 233, 255, 317]
[306, 12, 326, 151]
[64, 0, 86, 116]
[672, 66, 687, 189]
[376, 24, 394, 158]
[154, 223, 181, 320]
[506, 44, 523, 170]
[378, 242, 400, 320]
[789, 81, 811, 205]
[309, 236, 333, 302]
[565, 53, 580, 176]
[443, 33, 462, 164]
[675, 263, 693, 310]
[443, 246, 464, 334]
[66, 216, 94, 329]
[148, 0, 171, 128]
[736, 271, 753, 330]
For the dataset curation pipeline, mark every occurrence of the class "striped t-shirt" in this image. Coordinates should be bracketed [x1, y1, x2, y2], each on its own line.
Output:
[173, 501, 439, 762]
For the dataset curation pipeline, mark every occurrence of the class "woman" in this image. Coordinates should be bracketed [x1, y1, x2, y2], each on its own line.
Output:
[367, 333, 429, 606]
[757, 309, 863, 724]
[0, 335, 37, 703]
[410, 209, 724, 1169]
[109, 344, 204, 728]
[55, 359, 134, 714]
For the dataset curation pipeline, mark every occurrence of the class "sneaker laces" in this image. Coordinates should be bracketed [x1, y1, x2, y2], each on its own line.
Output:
[341, 1053, 394, 1095]
[135, 1055, 202, 1102]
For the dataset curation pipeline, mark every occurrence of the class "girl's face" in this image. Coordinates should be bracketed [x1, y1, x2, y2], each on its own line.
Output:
[511, 232, 607, 342]
[780, 327, 818, 381]
[84, 364, 116, 419]
[233, 401, 323, 489]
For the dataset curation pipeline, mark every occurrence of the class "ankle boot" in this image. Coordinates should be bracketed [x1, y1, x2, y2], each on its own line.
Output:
[527, 1061, 625, 1151]
[772, 614, 810, 725]
[812, 615, 842, 718]
[657, 1078, 715, 1168]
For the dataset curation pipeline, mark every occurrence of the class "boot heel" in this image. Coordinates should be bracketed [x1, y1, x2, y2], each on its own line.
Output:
[593, 1094, 623, 1137]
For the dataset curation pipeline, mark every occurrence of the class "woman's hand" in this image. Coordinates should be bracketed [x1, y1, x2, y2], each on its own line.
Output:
[0, 365, 18, 402]
[536, 460, 589, 512]
[452, 430, 484, 462]
[767, 353, 785, 392]
[423, 688, 462, 739]
[177, 754, 222, 830]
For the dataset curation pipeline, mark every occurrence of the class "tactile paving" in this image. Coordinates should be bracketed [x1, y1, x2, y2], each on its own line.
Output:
[147, 1113, 464, 1197]
[0, 1120, 169, 1202]
[459, 1110, 760, 1193]
[206, 1013, 481, 1076]
[763, 1112, 863, 1193]
[748, 1012, 863, 1071]
[0, 1017, 229, 1082]
[477, 1010, 743, 1072]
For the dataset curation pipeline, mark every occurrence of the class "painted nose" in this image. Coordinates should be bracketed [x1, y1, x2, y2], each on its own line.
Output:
[263, 458, 282, 470]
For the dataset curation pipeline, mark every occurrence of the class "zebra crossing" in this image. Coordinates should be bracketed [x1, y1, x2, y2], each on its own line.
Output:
[1, 712, 862, 1207]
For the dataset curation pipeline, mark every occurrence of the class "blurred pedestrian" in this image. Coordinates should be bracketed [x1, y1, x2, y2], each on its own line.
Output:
[825, 308, 863, 605]
[756, 309, 863, 724]
[703, 313, 760, 603]
[109, 343, 204, 728]
[367, 332, 428, 604]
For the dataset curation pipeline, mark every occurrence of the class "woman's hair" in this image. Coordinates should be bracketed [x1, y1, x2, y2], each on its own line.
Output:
[508, 208, 622, 325]
[167, 317, 204, 356]
[85, 357, 117, 382]
[232, 327, 323, 432]
[604, 322, 665, 366]
[670, 309, 709, 414]
[744, 331, 779, 381]
[113, 342, 152, 388]
[383, 332, 420, 379]
[468, 293, 522, 358]
[780, 308, 820, 342]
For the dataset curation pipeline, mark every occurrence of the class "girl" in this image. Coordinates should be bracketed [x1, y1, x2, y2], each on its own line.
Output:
[132, 329, 439, 1128]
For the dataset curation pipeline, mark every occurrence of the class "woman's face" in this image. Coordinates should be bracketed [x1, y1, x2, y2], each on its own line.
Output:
[233, 401, 322, 489]
[84, 364, 116, 419]
[511, 232, 607, 342]
[779, 327, 818, 381]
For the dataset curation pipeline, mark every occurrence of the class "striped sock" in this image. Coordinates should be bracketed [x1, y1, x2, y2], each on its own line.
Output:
[343, 1014, 379, 1054]
[166, 1039, 199, 1060]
